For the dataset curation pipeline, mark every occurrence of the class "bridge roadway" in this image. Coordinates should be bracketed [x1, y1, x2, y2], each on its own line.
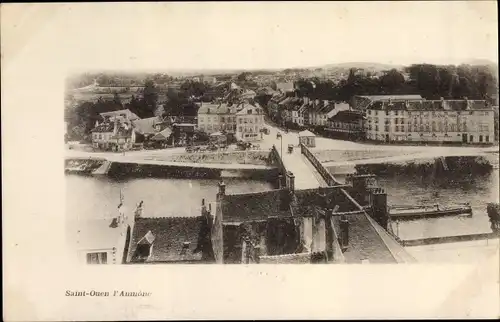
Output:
[278, 147, 328, 189]
[66, 155, 274, 171]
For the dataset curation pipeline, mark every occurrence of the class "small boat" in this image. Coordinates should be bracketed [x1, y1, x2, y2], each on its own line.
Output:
[389, 203, 472, 220]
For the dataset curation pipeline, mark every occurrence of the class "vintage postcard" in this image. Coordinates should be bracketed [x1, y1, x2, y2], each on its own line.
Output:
[2, 2, 499, 320]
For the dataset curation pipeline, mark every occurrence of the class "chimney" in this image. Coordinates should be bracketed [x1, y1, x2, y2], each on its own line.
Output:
[134, 200, 144, 219]
[201, 198, 207, 215]
[218, 180, 226, 196]
[288, 172, 295, 192]
[304, 97, 309, 104]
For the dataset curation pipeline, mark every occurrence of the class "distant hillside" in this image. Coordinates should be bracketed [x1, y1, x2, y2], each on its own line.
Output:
[319, 62, 405, 71]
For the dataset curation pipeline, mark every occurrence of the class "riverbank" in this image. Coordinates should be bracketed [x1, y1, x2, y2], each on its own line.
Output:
[106, 161, 277, 181]
[354, 155, 495, 177]
[156, 150, 271, 165]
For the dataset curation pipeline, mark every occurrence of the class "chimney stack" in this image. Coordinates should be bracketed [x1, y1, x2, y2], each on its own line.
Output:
[218, 180, 226, 196]
[288, 172, 295, 192]
[201, 198, 207, 213]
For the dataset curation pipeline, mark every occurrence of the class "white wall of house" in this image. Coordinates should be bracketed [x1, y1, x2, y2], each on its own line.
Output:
[365, 108, 495, 143]
[236, 112, 264, 142]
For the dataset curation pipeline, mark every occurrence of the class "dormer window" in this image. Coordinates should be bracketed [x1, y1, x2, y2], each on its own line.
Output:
[133, 231, 155, 262]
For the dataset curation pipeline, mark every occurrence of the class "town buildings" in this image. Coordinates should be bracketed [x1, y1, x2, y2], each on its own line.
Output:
[197, 101, 265, 142]
[365, 98, 495, 144]
[91, 110, 167, 150]
[91, 110, 140, 151]
[74, 170, 415, 265]
[197, 103, 237, 134]
[351, 94, 423, 111]
[326, 110, 366, 141]
[235, 102, 265, 142]
[268, 94, 349, 130]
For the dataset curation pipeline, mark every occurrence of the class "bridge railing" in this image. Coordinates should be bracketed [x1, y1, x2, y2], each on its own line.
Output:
[300, 143, 342, 187]
[270, 145, 287, 175]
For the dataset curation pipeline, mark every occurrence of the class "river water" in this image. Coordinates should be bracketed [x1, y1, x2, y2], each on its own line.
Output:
[66, 168, 499, 263]
[66, 176, 274, 221]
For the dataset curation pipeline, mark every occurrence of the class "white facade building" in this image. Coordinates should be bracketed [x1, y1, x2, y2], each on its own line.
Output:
[235, 102, 265, 142]
[365, 99, 495, 144]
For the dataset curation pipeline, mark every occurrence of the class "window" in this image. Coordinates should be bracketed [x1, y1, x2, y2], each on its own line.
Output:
[470, 135, 473, 142]
[199, 117, 204, 123]
[239, 119, 242, 124]
[238, 126, 242, 133]
[221, 117, 225, 123]
[384, 126, 389, 132]
[375, 125, 379, 132]
[479, 135, 483, 142]
[247, 109, 253, 114]
[395, 126, 399, 132]
[486, 136, 490, 142]
[87, 252, 107, 264]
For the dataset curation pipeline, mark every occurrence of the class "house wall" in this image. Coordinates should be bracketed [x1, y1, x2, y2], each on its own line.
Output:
[236, 112, 264, 142]
[198, 113, 237, 134]
[365, 108, 495, 144]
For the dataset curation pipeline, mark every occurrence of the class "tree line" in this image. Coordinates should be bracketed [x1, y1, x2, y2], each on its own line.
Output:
[65, 78, 218, 142]
[294, 64, 498, 104]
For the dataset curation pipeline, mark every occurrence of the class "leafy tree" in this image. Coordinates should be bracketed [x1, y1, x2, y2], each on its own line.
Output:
[143, 79, 158, 116]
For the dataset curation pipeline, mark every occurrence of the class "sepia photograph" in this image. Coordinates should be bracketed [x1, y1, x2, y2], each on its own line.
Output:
[3, 1, 499, 320]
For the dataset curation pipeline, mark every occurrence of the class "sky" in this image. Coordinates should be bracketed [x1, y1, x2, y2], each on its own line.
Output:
[2, 2, 498, 73]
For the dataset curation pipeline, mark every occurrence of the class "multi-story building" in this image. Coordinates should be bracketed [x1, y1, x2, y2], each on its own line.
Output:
[365, 98, 495, 144]
[235, 102, 265, 142]
[197, 103, 237, 134]
[326, 110, 366, 141]
[91, 109, 140, 150]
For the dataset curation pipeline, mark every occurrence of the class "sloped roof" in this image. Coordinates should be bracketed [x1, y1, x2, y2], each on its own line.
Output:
[128, 216, 206, 262]
[332, 213, 398, 263]
[132, 116, 161, 135]
[405, 99, 489, 111]
[358, 94, 423, 101]
[235, 102, 262, 115]
[100, 109, 140, 120]
[298, 130, 316, 137]
[329, 110, 364, 123]
[198, 103, 236, 115]
[221, 190, 290, 222]
[151, 128, 172, 141]
[91, 122, 114, 133]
